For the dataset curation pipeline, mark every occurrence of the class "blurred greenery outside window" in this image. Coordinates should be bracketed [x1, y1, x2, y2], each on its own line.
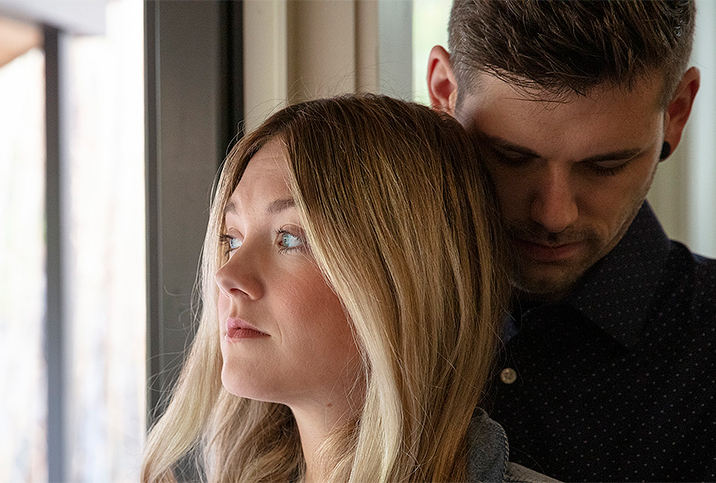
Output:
[413, 0, 450, 105]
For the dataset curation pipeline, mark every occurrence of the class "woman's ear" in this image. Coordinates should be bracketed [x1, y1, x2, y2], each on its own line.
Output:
[663, 66, 700, 155]
[427, 45, 458, 116]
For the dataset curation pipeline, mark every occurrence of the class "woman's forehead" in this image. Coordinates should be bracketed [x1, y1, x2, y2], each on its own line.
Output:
[224, 140, 294, 218]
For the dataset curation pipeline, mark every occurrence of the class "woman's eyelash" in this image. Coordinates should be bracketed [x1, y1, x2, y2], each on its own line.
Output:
[276, 229, 307, 253]
[218, 230, 307, 255]
[219, 234, 241, 255]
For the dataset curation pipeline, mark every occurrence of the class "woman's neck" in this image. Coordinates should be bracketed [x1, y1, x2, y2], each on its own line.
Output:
[289, 372, 365, 482]
[291, 401, 355, 483]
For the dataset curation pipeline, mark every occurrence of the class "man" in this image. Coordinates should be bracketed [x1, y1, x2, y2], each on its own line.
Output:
[427, 1, 716, 481]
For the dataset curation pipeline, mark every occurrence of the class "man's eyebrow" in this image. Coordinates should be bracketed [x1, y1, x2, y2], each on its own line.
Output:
[483, 134, 643, 163]
[483, 135, 541, 158]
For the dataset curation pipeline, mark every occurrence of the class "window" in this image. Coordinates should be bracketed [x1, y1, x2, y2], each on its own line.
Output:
[0, 0, 145, 480]
[63, 0, 145, 479]
[412, 0, 450, 105]
[0, 37, 46, 483]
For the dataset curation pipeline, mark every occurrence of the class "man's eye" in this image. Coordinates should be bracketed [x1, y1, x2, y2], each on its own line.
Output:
[490, 148, 533, 167]
[587, 160, 630, 176]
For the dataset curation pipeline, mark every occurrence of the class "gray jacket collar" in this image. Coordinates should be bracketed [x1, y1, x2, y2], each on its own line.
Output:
[466, 408, 509, 481]
[467, 408, 560, 482]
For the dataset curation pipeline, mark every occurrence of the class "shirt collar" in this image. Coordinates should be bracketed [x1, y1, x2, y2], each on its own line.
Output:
[566, 202, 672, 347]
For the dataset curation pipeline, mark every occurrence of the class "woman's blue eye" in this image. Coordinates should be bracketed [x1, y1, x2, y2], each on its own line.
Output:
[219, 234, 242, 254]
[280, 232, 303, 249]
[229, 237, 242, 250]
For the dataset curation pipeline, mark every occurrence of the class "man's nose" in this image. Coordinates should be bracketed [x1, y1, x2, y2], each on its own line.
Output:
[530, 166, 578, 234]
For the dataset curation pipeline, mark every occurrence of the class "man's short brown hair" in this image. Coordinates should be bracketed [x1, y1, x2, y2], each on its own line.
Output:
[448, 0, 695, 106]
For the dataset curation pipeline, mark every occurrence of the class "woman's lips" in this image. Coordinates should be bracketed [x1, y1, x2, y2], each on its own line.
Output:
[515, 238, 583, 263]
[226, 317, 269, 340]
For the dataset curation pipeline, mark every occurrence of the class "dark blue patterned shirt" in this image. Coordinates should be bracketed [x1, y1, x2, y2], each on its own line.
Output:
[489, 202, 716, 482]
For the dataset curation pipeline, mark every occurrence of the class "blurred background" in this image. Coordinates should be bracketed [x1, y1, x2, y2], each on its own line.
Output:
[0, 0, 713, 481]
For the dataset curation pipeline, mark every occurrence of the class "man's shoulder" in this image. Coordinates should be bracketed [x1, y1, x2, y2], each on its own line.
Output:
[665, 240, 716, 302]
[692, 248, 716, 274]
[655, 240, 716, 332]
[693, 249, 716, 289]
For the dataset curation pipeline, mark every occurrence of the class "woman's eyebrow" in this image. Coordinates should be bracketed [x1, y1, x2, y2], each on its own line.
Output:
[266, 198, 295, 214]
[223, 197, 295, 218]
[223, 200, 237, 216]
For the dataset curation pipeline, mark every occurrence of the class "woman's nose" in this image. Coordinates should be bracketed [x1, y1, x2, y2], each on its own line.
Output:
[214, 243, 264, 301]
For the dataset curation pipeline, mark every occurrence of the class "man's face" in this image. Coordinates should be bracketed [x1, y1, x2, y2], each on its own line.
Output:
[456, 74, 665, 301]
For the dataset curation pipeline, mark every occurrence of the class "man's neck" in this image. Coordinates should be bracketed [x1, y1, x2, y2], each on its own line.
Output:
[516, 288, 570, 305]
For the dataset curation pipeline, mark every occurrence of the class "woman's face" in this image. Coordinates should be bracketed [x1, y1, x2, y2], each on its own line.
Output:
[215, 139, 362, 413]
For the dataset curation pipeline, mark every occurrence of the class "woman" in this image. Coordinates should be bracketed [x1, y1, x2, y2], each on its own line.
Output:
[141, 94, 553, 482]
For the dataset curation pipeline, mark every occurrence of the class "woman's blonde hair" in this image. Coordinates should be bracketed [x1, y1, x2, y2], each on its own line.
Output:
[141, 94, 508, 483]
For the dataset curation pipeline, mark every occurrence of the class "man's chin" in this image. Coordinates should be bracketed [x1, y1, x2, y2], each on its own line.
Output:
[510, 267, 584, 303]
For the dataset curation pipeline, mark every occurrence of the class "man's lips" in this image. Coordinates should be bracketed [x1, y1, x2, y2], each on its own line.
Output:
[225, 317, 269, 340]
[514, 238, 583, 263]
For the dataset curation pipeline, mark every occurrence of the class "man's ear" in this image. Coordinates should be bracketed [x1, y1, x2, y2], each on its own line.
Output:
[663, 67, 700, 154]
[427, 45, 458, 116]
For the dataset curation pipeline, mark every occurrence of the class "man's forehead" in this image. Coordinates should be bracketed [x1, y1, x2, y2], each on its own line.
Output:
[461, 71, 665, 111]
[456, 84, 664, 163]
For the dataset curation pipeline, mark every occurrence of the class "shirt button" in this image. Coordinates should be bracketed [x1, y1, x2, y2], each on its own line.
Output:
[500, 367, 517, 384]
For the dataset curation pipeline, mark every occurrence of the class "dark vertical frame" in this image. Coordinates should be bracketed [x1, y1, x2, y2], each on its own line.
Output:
[219, 0, 245, 155]
[44, 24, 66, 483]
[145, 0, 222, 428]
[144, 0, 161, 424]
[144, 0, 244, 457]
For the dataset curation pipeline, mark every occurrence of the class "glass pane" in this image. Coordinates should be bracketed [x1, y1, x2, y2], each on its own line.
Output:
[0, 46, 47, 482]
[63, 0, 146, 480]
[412, 0, 450, 105]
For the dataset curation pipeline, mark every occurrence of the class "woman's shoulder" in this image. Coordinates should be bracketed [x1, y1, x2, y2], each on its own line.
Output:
[504, 462, 560, 483]
[466, 408, 559, 483]
[465, 407, 509, 482]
